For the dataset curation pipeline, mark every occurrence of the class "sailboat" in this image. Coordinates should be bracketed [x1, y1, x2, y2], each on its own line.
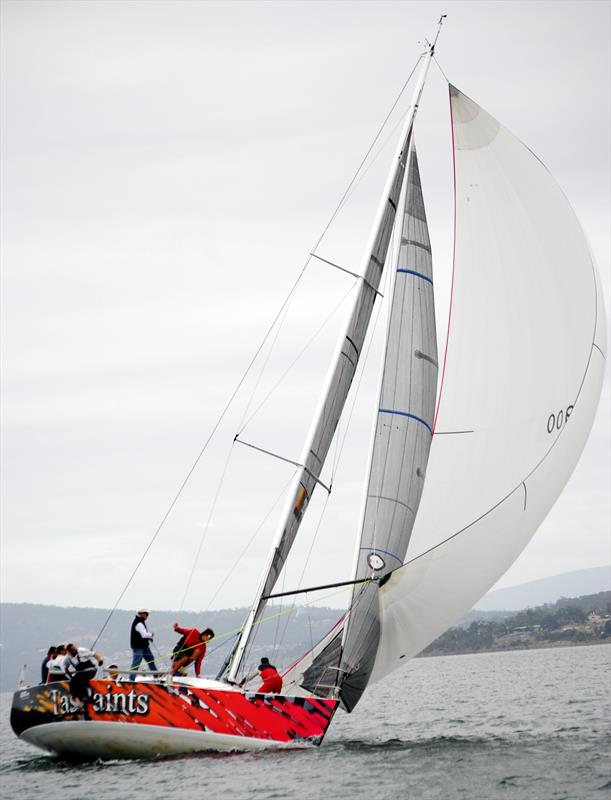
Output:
[10, 22, 606, 759]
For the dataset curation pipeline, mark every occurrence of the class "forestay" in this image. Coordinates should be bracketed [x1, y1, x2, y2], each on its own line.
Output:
[370, 85, 606, 683]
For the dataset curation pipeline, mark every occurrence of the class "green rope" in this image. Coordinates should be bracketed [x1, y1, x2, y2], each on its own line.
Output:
[124, 579, 370, 668]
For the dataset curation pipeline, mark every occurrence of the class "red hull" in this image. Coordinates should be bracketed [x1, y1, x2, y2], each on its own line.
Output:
[11, 679, 338, 751]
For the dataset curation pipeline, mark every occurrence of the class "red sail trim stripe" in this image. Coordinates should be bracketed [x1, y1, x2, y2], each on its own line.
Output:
[433, 84, 458, 434]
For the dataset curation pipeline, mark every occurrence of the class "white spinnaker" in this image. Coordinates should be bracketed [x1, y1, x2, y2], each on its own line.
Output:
[370, 85, 606, 684]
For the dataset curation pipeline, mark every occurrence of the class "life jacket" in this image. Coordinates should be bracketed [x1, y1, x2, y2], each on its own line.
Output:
[130, 615, 150, 648]
[258, 666, 283, 693]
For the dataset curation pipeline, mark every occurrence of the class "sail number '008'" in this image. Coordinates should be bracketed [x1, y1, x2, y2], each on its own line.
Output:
[547, 406, 574, 434]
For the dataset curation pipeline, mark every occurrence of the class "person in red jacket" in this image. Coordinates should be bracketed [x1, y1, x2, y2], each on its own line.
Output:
[256, 657, 283, 694]
[170, 623, 214, 677]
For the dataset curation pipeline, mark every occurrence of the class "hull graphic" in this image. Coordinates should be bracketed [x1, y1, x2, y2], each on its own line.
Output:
[11, 680, 338, 759]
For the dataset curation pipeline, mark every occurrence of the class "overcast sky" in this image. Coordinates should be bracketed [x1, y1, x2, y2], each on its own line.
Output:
[1, 0, 609, 615]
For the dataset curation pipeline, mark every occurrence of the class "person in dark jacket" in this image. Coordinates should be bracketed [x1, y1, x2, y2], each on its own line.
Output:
[130, 609, 158, 673]
[257, 657, 283, 694]
[41, 647, 56, 683]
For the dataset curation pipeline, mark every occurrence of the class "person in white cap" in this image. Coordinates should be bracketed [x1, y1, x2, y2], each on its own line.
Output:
[130, 609, 158, 673]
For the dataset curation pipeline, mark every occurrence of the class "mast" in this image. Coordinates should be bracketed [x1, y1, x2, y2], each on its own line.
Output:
[226, 38, 439, 684]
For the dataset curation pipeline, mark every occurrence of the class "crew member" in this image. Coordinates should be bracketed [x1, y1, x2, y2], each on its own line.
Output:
[61, 643, 103, 708]
[41, 647, 56, 683]
[47, 644, 68, 682]
[170, 624, 214, 677]
[257, 657, 283, 694]
[130, 609, 158, 673]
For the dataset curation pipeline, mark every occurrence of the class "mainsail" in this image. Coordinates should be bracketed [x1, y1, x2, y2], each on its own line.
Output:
[226, 49, 437, 682]
[285, 141, 438, 705]
[336, 142, 438, 711]
[351, 144, 438, 584]
[370, 85, 606, 683]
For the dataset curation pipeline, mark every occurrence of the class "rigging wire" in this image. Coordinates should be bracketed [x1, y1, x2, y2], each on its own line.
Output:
[235, 283, 298, 434]
[433, 55, 450, 84]
[180, 285, 307, 610]
[310, 55, 424, 242]
[270, 247, 393, 653]
[265, 278, 392, 655]
[194, 59, 424, 644]
[202, 470, 298, 612]
[237, 280, 359, 436]
[89, 274, 307, 650]
[179, 439, 237, 610]
[330, 244, 392, 481]
[271, 557, 288, 659]
[276, 490, 333, 649]
[335, 109, 411, 216]
[90, 51, 424, 652]
[269, 225, 394, 656]
[306, 600, 315, 654]
[128, 578, 369, 669]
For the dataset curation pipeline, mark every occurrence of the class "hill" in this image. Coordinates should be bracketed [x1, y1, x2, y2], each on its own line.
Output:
[0, 603, 343, 693]
[474, 566, 610, 611]
[2, 589, 610, 692]
[424, 591, 611, 656]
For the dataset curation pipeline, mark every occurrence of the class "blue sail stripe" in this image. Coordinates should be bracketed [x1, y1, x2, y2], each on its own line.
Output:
[360, 546, 404, 565]
[396, 268, 433, 285]
[378, 407, 433, 434]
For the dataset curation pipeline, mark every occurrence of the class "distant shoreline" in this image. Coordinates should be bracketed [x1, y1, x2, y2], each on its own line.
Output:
[418, 638, 611, 659]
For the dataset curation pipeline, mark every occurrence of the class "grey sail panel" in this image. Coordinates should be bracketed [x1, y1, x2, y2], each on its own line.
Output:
[337, 581, 380, 711]
[358, 143, 437, 581]
[301, 628, 343, 697]
[338, 143, 438, 709]
[233, 131, 415, 677]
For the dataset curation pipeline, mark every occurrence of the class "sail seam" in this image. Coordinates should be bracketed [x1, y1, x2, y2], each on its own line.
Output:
[414, 349, 438, 367]
[345, 336, 360, 357]
[378, 407, 433, 434]
[366, 493, 416, 516]
[396, 268, 433, 285]
[401, 237, 431, 252]
[593, 343, 605, 359]
[341, 350, 357, 370]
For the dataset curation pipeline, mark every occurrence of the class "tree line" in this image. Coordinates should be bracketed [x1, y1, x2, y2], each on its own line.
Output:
[423, 591, 611, 655]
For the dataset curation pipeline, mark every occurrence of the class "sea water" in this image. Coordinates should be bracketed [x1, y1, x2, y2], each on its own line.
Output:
[1, 644, 609, 800]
